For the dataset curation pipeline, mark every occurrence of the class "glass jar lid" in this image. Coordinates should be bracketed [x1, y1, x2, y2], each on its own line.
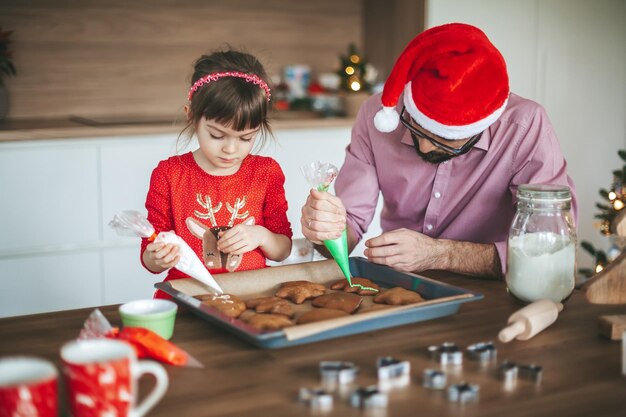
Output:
[517, 184, 571, 202]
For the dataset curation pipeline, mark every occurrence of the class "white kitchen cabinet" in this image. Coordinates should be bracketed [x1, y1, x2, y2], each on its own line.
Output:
[0, 252, 102, 317]
[0, 143, 100, 251]
[102, 245, 164, 304]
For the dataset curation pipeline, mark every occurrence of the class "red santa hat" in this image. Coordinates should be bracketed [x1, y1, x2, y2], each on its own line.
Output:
[374, 23, 510, 139]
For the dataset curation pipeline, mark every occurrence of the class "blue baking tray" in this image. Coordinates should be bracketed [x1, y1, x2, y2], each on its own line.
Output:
[155, 257, 483, 349]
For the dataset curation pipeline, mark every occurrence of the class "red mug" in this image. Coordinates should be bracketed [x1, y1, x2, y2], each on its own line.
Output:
[61, 339, 168, 417]
[0, 356, 58, 417]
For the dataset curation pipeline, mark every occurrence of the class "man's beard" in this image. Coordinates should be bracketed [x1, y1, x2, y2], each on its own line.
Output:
[415, 146, 455, 164]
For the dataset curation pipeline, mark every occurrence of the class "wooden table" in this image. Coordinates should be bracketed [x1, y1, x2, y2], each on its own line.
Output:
[2, 274, 625, 417]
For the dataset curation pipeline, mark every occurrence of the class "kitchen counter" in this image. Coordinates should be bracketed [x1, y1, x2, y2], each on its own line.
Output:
[1, 272, 625, 417]
[0, 112, 355, 142]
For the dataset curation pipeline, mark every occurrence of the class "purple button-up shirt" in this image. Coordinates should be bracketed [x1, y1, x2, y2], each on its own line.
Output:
[335, 92, 577, 273]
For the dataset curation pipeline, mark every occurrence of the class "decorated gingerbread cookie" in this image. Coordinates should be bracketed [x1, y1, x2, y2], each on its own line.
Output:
[330, 277, 380, 295]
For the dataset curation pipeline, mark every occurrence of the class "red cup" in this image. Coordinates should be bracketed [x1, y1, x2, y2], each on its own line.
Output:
[0, 356, 58, 417]
[61, 339, 168, 417]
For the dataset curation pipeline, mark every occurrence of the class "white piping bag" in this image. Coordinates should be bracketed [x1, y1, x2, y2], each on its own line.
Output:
[109, 210, 223, 294]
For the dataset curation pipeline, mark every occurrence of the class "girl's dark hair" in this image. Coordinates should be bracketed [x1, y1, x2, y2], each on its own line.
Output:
[180, 49, 272, 149]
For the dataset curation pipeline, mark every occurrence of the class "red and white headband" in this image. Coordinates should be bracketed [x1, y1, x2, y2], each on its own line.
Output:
[188, 71, 271, 102]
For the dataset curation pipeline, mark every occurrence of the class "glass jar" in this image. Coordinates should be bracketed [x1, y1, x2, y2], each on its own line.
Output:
[506, 184, 577, 303]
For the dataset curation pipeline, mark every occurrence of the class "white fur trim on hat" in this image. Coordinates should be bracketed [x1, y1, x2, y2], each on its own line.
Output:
[374, 106, 400, 132]
[404, 83, 508, 140]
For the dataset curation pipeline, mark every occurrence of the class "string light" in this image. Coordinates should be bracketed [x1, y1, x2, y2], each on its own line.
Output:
[338, 44, 370, 94]
[595, 264, 604, 273]
[614, 199, 624, 210]
[609, 191, 617, 200]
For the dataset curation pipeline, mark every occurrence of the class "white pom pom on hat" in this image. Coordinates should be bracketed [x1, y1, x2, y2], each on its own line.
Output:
[374, 23, 510, 139]
[374, 106, 400, 132]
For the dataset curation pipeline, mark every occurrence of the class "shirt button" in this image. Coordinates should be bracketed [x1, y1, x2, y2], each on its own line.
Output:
[426, 224, 433, 231]
[434, 191, 441, 199]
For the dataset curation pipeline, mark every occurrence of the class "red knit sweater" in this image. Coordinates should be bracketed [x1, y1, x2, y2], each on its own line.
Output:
[141, 152, 292, 297]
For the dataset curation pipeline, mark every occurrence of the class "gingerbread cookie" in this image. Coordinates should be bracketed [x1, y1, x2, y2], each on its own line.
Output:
[297, 308, 349, 324]
[196, 293, 246, 318]
[275, 280, 326, 304]
[311, 292, 363, 314]
[245, 296, 295, 318]
[356, 304, 394, 314]
[243, 313, 293, 331]
[330, 277, 380, 295]
[373, 287, 425, 305]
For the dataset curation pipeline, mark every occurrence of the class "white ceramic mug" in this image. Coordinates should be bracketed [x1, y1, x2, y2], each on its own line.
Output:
[61, 339, 168, 417]
[0, 356, 58, 417]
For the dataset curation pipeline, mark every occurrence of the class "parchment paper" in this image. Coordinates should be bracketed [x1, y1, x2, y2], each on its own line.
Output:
[169, 260, 473, 341]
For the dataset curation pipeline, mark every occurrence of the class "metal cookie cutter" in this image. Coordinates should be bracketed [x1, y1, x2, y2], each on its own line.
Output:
[350, 385, 388, 409]
[498, 361, 543, 384]
[447, 382, 480, 403]
[320, 361, 359, 386]
[466, 341, 497, 364]
[298, 387, 333, 410]
[428, 342, 463, 365]
[377, 357, 410, 390]
[497, 360, 519, 384]
[518, 363, 543, 383]
[422, 369, 447, 390]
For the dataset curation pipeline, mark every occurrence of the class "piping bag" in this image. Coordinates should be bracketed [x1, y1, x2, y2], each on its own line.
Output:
[109, 210, 224, 295]
[301, 162, 376, 292]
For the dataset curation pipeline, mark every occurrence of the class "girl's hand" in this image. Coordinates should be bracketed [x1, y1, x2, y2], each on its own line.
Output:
[217, 224, 267, 255]
[144, 241, 180, 271]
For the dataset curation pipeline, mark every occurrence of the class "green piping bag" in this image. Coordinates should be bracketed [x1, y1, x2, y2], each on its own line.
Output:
[301, 162, 376, 292]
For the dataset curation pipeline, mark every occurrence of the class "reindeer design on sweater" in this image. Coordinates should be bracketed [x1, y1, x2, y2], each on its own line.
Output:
[186, 194, 255, 272]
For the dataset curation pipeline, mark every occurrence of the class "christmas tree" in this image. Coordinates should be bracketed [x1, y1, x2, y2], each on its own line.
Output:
[337, 44, 372, 93]
[579, 149, 626, 276]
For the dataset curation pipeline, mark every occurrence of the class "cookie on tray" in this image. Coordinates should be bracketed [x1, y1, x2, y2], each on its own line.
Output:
[329, 277, 380, 295]
[196, 293, 247, 318]
[243, 313, 294, 331]
[275, 280, 326, 304]
[245, 296, 295, 318]
[297, 308, 349, 324]
[356, 303, 394, 314]
[311, 292, 363, 314]
[373, 287, 425, 305]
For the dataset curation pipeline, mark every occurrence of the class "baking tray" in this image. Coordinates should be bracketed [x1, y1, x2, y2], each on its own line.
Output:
[155, 257, 483, 349]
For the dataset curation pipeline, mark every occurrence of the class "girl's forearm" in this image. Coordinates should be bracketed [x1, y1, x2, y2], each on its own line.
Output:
[259, 230, 292, 261]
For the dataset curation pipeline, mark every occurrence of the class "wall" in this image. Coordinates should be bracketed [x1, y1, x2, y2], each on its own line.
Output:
[427, 0, 626, 266]
[0, 0, 363, 119]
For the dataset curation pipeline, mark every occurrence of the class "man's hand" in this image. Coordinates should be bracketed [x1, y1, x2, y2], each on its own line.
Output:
[217, 224, 267, 255]
[364, 228, 502, 278]
[363, 228, 443, 272]
[301, 189, 347, 244]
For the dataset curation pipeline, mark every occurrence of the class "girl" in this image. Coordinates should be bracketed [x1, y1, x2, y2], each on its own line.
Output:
[141, 49, 293, 298]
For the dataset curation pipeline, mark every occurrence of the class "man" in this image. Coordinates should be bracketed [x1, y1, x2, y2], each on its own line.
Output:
[301, 23, 576, 278]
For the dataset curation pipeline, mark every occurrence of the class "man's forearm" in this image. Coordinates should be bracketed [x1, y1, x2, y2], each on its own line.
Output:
[434, 239, 502, 279]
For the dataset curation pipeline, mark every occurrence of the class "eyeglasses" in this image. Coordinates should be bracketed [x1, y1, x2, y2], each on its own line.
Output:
[400, 106, 482, 156]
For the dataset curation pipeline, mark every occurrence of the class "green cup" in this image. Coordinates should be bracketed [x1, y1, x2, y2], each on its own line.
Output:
[119, 299, 178, 340]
